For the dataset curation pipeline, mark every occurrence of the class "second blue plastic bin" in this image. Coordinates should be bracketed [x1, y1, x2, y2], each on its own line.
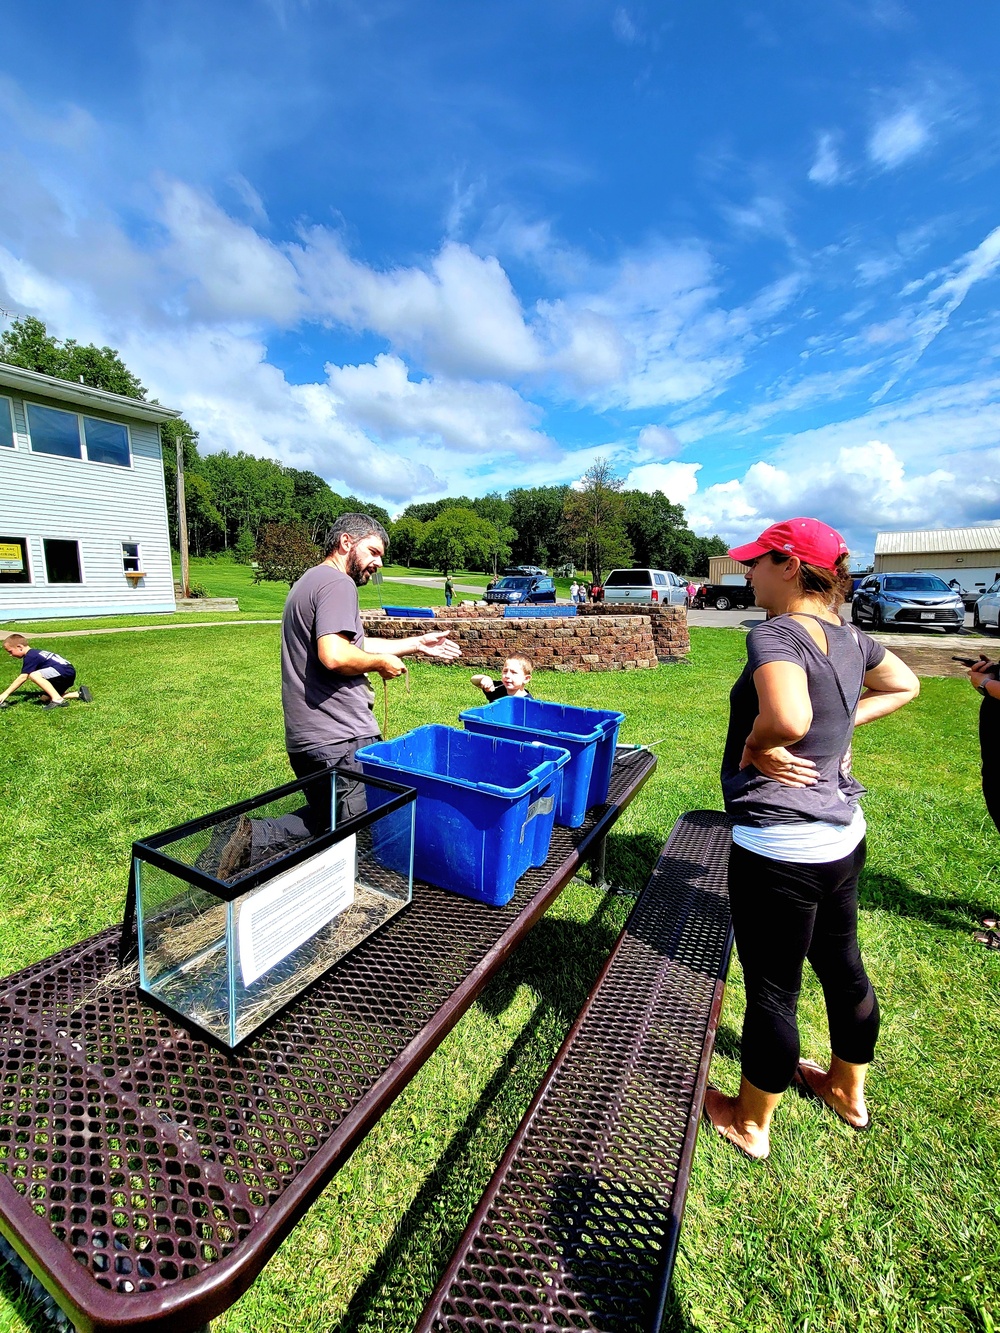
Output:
[459, 698, 625, 828]
[356, 726, 570, 907]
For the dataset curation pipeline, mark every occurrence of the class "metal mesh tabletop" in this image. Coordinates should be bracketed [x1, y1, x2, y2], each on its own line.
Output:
[415, 809, 733, 1333]
[0, 749, 655, 1333]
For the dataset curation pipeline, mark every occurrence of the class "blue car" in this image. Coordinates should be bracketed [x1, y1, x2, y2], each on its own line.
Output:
[484, 575, 557, 605]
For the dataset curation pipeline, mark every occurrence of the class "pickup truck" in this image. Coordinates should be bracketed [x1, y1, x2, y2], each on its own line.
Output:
[693, 582, 756, 611]
[600, 568, 689, 605]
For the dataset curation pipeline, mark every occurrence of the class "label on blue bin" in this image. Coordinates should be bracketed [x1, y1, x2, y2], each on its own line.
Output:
[237, 836, 357, 986]
[519, 795, 554, 842]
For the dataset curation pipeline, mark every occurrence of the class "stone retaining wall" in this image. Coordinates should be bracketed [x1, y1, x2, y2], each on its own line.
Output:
[362, 613, 659, 672]
[404, 601, 689, 653]
[577, 602, 689, 662]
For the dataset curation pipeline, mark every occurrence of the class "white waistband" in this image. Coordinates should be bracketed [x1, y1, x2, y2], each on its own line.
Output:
[732, 804, 866, 864]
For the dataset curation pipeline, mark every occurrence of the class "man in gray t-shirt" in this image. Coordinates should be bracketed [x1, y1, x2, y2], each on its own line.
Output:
[218, 513, 461, 876]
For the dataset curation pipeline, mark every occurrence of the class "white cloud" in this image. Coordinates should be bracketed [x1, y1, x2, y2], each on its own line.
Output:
[671, 362, 876, 443]
[686, 439, 995, 552]
[0, 75, 96, 151]
[635, 424, 681, 459]
[116, 326, 442, 502]
[293, 231, 544, 379]
[868, 105, 931, 168]
[160, 180, 304, 323]
[622, 460, 702, 503]
[538, 302, 631, 390]
[325, 353, 557, 458]
[612, 7, 639, 44]
[808, 132, 843, 186]
[872, 224, 1000, 398]
[721, 193, 795, 247]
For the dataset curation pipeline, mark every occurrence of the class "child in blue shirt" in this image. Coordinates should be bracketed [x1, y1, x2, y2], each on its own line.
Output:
[1, 633, 93, 710]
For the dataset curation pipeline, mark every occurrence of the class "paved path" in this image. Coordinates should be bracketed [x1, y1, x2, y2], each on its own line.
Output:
[29, 620, 281, 639]
[381, 576, 484, 594]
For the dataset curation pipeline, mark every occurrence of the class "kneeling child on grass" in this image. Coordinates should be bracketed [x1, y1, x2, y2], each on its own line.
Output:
[0, 633, 93, 710]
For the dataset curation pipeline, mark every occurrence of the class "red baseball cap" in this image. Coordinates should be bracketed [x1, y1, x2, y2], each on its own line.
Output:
[728, 518, 849, 571]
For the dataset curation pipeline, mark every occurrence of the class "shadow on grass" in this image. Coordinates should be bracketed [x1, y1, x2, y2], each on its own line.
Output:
[712, 1021, 743, 1066]
[0, 1238, 72, 1333]
[605, 829, 665, 897]
[860, 867, 996, 932]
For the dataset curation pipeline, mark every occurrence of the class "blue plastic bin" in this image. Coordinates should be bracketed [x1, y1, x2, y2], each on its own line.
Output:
[382, 605, 434, 618]
[459, 698, 625, 828]
[356, 726, 570, 906]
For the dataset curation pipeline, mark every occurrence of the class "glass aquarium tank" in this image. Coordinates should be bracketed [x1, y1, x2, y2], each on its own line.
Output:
[129, 767, 415, 1047]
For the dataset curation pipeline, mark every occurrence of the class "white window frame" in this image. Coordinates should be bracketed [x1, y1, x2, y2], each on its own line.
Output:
[122, 541, 142, 574]
[26, 401, 83, 461]
[42, 537, 85, 586]
[83, 414, 133, 469]
[0, 395, 14, 449]
[25, 400, 134, 470]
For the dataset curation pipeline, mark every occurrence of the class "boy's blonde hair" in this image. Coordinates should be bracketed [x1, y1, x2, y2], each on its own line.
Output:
[505, 655, 533, 677]
[3, 633, 28, 649]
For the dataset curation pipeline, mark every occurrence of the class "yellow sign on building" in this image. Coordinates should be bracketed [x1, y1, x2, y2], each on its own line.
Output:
[0, 541, 24, 572]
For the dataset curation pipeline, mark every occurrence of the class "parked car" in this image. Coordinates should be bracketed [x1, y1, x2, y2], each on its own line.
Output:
[599, 568, 688, 606]
[484, 574, 557, 605]
[850, 573, 965, 632]
[974, 579, 1000, 631]
[502, 565, 548, 578]
[694, 582, 757, 611]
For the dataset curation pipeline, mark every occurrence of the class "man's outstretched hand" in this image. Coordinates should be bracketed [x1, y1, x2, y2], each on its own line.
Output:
[416, 630, 462, 661]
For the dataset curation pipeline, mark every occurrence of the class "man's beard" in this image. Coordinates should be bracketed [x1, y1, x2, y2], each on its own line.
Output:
[347, 547, 373, 586]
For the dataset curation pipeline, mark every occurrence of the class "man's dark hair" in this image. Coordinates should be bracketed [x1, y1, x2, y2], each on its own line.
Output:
[324, 512, 390, 558]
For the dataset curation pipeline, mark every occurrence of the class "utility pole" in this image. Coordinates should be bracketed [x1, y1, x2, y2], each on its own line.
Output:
[175, 430, 191, 599]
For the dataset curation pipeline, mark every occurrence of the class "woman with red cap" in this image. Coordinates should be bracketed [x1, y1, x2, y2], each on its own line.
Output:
[704, 517, 919, 1159]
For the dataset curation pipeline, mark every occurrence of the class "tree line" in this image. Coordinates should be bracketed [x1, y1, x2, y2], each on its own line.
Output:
[1, 316, 727, 581]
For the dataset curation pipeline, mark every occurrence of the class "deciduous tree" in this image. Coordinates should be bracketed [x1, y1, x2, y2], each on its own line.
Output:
[253, 524, 320, 587]
[418, 507, 498, 575]
[561, 459, 632, 584]
[0, 316, 146, 397]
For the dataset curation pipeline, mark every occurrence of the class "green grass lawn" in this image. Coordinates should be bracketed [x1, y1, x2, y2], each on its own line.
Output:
[0, 627, 996, 1331]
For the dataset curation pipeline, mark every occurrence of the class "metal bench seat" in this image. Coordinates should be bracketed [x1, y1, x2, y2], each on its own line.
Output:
[415, 809, 734, 1333]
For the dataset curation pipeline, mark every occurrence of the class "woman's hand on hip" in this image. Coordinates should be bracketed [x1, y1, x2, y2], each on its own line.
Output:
[740, 743, 819, 787]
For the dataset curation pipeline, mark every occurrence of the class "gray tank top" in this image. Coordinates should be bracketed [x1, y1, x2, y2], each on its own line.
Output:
[721, 614, 885, 827]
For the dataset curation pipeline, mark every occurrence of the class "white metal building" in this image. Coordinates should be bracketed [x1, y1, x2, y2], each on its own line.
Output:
[873, 526, 1000, 597]
[0, 365, 181, 621]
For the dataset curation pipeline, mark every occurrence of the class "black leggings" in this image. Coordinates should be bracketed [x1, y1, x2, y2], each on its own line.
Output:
[728, 839, 880, 1095]
[980, 698, 1000, 833]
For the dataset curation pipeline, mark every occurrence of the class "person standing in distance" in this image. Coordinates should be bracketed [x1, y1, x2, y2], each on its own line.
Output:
[218, 513, 461, 876]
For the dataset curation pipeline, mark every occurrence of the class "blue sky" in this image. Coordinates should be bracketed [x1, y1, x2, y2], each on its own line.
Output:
[2, 0, 999, 557]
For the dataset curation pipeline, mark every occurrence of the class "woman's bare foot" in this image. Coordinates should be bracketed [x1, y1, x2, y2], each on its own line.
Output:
[795, 1059, 870, 1129]
[703, 1087, 770, 1160]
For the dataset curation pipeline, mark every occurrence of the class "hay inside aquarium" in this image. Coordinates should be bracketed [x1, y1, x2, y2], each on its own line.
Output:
[143, 881, 405, 1044]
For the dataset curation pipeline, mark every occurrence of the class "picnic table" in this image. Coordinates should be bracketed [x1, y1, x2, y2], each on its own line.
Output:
[0, 748, 656, 1333]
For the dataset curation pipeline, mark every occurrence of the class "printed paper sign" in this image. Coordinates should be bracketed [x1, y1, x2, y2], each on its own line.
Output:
[0, 543, 23, 572]
[238, 835, 356, 986]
